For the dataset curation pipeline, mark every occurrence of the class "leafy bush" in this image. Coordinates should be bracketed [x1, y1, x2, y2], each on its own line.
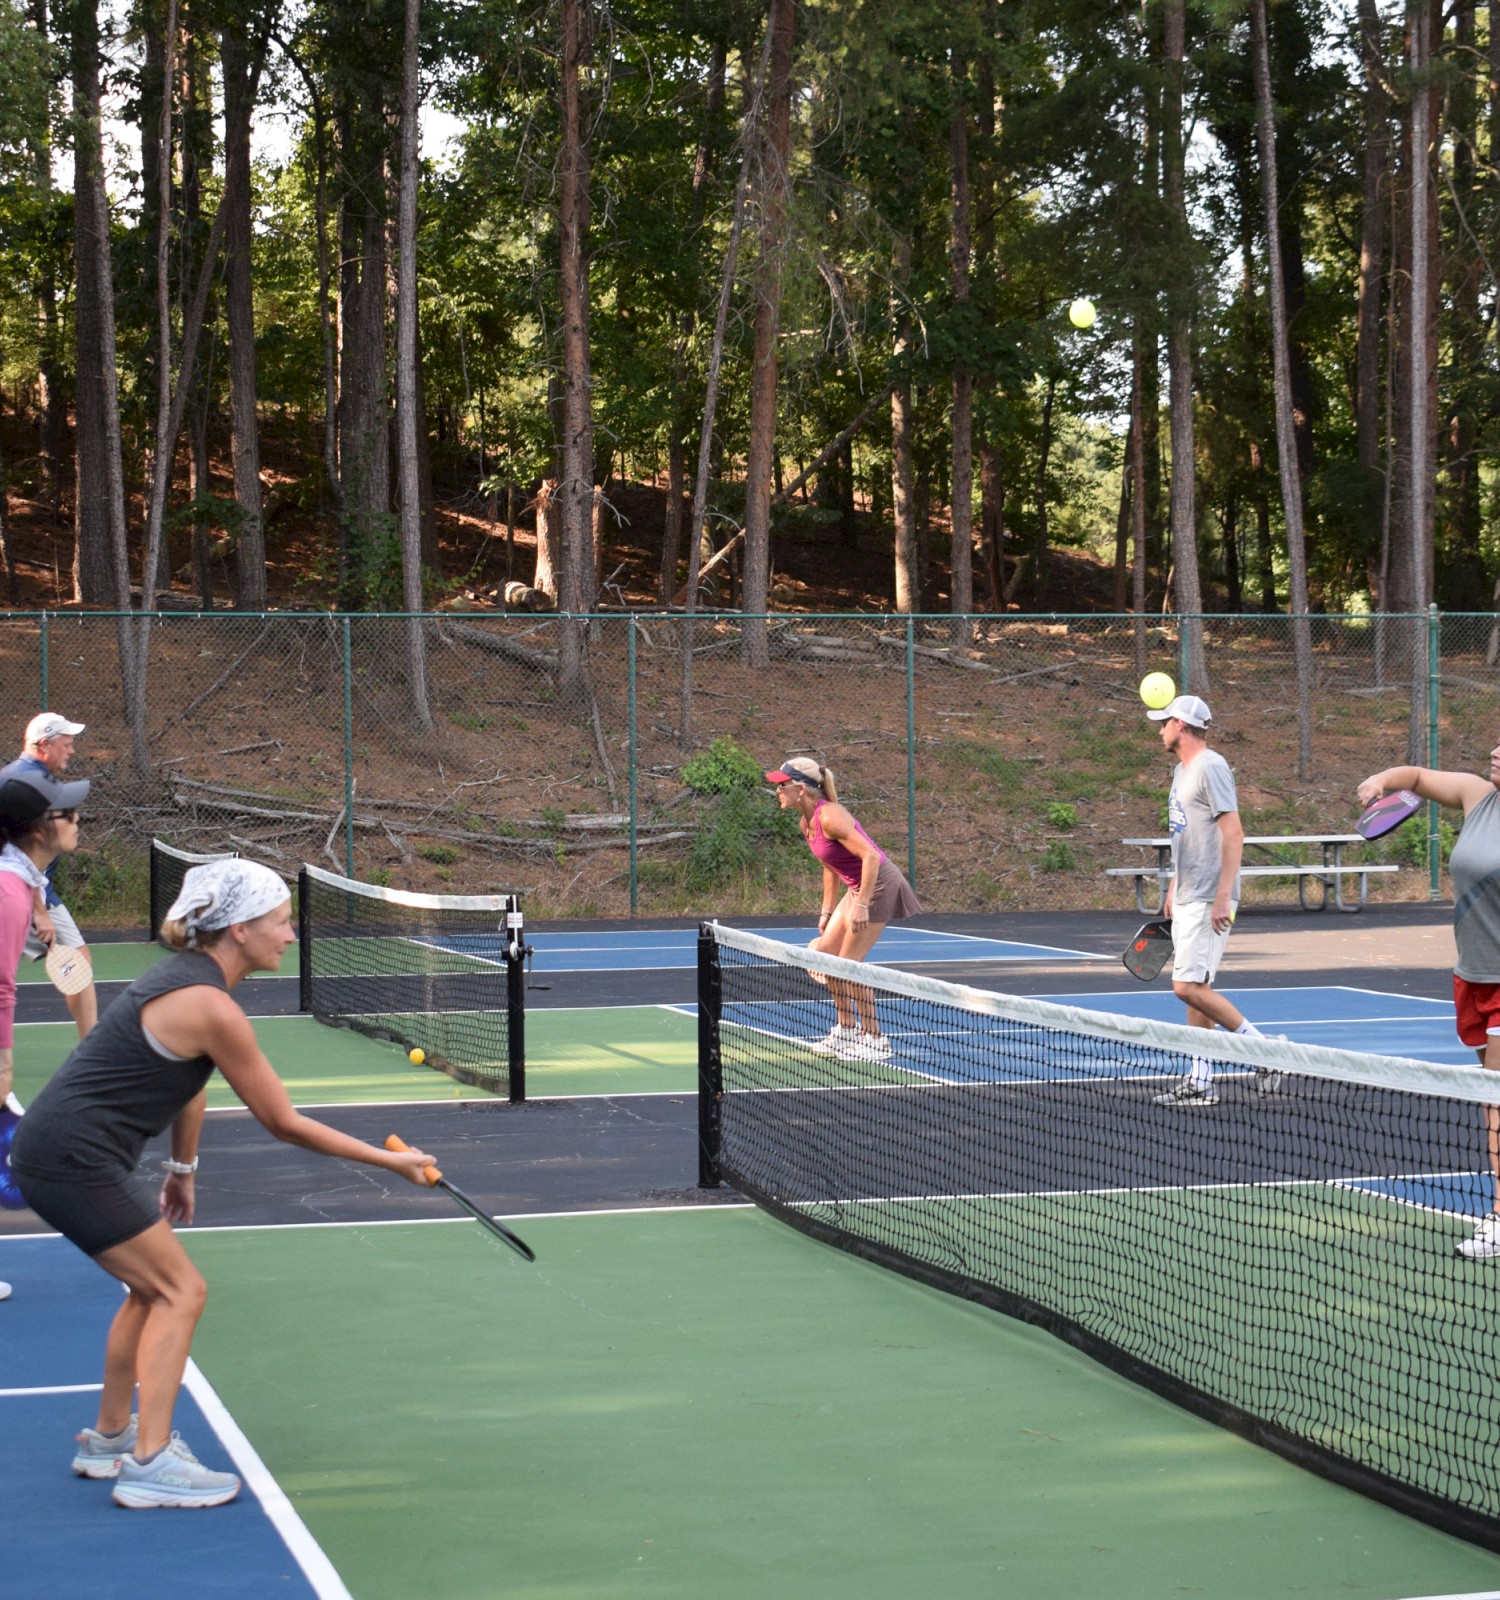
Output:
[681, 736, 764, 796]
[1046, 802, 1077, 830]
[51, 847, 149, 928]
[684, 788, 805, 892]
[1039, 840, 1076, 872]
[417, 843, 461, 865]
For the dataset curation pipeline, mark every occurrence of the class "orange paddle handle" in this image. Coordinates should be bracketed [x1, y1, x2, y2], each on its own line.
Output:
[385, 1133, 441, 1186]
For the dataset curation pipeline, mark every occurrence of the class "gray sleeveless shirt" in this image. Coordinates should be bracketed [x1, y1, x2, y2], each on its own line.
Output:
[1450, 786, 1500, 983]
[11, 950, 226, 1180]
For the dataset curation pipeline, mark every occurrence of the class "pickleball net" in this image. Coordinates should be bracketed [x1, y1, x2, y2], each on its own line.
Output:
[697, 921, 1500, 1550]
[298, 864, 527, 1101]
[149, 839, 239, 943]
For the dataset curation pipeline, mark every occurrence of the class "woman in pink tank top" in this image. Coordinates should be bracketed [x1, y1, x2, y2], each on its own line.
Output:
[764, 755, 922, 1062]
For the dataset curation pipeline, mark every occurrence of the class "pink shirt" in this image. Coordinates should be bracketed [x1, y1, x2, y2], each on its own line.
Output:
[0, 871, 34, 1048]
[805, 800, 885, 891]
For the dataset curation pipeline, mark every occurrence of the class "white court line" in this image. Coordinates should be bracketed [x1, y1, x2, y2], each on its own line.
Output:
[0, 1382, 102, 1397]
[181, 1358, 355, 1600]
[1399, 1592, 1500, 1599]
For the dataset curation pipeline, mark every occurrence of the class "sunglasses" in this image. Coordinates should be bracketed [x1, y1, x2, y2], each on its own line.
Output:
[46, 808, 79, 823]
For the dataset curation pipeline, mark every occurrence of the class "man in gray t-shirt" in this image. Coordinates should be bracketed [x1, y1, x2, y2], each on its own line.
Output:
[1145, 694, 1268, 1106]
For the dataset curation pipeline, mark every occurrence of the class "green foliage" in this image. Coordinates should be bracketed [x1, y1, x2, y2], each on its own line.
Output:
[1045, 802, 1078, 830]
[684, 787, 806, 893]
[50, 848, 148, 928]
[417, 842, 461, 865]
[1039, 840, 1076, 872]
[680, 737, 765, 797]
[1388, 815, 1455, 872]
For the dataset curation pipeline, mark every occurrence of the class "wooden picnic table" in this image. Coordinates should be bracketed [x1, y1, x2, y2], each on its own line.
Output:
[1108, 834, 1400, 915]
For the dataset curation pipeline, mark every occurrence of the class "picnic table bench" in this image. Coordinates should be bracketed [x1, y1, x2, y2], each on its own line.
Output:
[1107, 835, 1400, 915]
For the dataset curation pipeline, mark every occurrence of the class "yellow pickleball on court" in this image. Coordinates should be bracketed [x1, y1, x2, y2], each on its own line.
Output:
[409, 1048, 426, 1065]
[1139, 672, 1176, 710]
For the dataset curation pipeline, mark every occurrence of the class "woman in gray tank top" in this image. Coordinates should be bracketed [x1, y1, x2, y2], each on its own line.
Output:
[10, 859, 438, 1509]
[1359, 748, 1500, 1260]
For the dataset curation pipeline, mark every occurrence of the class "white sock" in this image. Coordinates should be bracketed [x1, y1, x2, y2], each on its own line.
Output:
[1234, 1023, 1262, 1037]
[1189, 1057, 1213, 1091]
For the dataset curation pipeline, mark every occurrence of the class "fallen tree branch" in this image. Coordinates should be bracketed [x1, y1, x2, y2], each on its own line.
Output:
[440, 619, 557, 675]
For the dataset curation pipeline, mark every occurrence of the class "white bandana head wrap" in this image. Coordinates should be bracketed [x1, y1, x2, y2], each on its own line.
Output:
[164, 859, 290, 945]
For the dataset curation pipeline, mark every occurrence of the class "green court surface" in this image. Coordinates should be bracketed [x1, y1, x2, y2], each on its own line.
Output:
[10, 1004, 698, 1107]
[186, 1206, 1500, 1600]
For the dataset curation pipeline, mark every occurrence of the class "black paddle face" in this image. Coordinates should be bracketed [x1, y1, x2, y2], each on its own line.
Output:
[1122, 919, 1173, 982]
[1356, 789, 1422, 841]
[440, 1176, 536, 1262]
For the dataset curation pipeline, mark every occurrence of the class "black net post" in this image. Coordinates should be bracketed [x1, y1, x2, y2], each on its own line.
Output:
[506, 904, 526, 1105]
[297, 866, 312, 1012]
[147, 846, 164, 943]
[697, 923, 722, 1188]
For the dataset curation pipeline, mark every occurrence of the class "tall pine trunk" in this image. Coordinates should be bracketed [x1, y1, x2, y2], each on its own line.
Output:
[740, 0, 796, 668]
[395, 0, 431, 724]
[557, 0, 595, 695]
[222, 27, 266, 610]
[1163, 0, 1204, 689]
[1250, 0, 1313, 778]
[949, 53, 974, 641]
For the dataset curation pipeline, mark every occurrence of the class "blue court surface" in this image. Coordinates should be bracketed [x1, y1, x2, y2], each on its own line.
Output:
[522, 924, 1099, 972]
[1, 1236, 345, 1598]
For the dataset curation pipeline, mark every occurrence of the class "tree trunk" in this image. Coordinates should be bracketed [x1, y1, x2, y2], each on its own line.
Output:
[69, 0, 119, 606]
[740, 0, 796, 667]
[1355, 0, 1387, 493]
[533, 479, 560, 598]
[557, 0, 595, 694]
[979, 445, 1003, 610]
[28, 0, 65, 517]
[891, 233, 918, 613]
[1163, 0, 1204, 690]
[1250, 0, 1313, 778]
[221, 26, 266, 610]
[1130, 325, 1149, 674]
[395, 0, 431, 724]
[1404, 0, 1435, 759]
[661, 431, 686, 600]
[337, 99, 391, 604]
[949, 53, 973, 640]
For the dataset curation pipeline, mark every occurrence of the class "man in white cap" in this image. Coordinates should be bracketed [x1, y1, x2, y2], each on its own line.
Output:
[1145, 694, 1268, 1105]
[0, 713, 95, 1037]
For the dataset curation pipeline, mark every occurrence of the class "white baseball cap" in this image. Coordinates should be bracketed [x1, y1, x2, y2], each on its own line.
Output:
[25, 712, 85, 744]
[1146, 694, 1212, 729]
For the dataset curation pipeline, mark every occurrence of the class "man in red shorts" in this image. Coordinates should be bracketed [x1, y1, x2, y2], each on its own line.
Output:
[1359, 745, 1500, 1258]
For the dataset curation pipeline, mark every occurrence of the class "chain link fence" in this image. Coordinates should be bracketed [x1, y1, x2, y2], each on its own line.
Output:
[1, 608, 1492, 926]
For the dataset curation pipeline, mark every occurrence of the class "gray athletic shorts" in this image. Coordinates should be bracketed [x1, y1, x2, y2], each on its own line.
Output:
[23, 900, 84, 962]
[12, 1162, 159, 1257]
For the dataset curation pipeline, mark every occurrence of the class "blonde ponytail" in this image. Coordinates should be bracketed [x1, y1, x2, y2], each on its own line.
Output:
[820, 766, 838, 803]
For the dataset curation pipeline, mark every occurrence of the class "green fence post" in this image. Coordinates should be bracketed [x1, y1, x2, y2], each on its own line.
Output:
[905, 615, 917, 886]
[342, 616, 355, 876]
[628, 615, 639, 915]
[38, 611, 48, 710]
[1428, 602, 1441, 901]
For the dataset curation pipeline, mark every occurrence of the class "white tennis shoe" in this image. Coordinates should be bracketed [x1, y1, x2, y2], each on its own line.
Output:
[839, 1033, 894, 1063]
[73, 1416, 139, 1478]
[0, 1280, 10, 1301]
[1152, 1078, 1219, 1107]
[811, 1024, 858, 1056]
[1457, 1214, 1500, 1261]
[112, 1434, 240, 1509]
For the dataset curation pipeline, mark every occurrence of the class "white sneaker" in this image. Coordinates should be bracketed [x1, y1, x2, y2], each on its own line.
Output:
[1153, 1078, 1219, 1107]
[1457, 1214, 1500, 1260]
[0, 1281, 10, 1301]
[811, 1024, 858, 1056]
[111, 1434, 240, 1509]
[73, 1416, 139, 1478]
[839, 1033, 894, 1063]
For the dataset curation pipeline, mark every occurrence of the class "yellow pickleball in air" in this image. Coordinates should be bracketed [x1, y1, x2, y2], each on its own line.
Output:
[409, 1048, 426, 1065]
[1139, 672, 1176, 710]
[1068, 298, 1097, 329]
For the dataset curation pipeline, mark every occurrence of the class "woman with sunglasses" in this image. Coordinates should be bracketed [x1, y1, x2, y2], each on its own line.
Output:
[764, 755, 922, 1060]
[0, 770, 90, 1303]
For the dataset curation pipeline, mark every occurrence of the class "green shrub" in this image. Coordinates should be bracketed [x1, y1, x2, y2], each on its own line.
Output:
[1045, 802, 1077, 830]
[1039, 840, 1076, 872]
[51, 847, 149, 928]
[417, 843, 461, 865]
[685, 787, 805, 892]
[681, 736, 764, 796]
